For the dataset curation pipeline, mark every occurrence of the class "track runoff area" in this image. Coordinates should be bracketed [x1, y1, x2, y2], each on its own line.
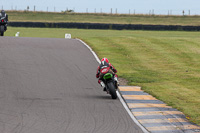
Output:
[79, 39, 200, 133]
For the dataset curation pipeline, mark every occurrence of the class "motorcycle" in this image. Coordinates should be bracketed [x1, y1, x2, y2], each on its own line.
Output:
[0, 17, 7, 36]
[102, 70, 118, 99]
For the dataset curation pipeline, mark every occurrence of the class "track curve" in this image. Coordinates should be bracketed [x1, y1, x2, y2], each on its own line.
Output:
[0, 37, 143, 133]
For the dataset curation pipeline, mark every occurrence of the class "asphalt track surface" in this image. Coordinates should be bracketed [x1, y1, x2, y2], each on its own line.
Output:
[0, 37, 143, 133]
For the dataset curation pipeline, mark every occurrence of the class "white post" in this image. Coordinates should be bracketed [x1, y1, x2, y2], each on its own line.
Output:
[65, 34, 71, 39]
[15, 32, 20, 37]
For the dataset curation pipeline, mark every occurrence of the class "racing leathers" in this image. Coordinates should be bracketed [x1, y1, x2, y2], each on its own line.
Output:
[0, 10, 8, 30]
[96, 61, 118, 90]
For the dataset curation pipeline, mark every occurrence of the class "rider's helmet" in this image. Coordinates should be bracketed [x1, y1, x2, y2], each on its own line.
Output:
[101, 58, 109, 63]
[1, 10, 5, 17]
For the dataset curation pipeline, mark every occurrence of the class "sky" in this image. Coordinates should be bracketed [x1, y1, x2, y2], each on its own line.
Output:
[0, 0, 200, 15]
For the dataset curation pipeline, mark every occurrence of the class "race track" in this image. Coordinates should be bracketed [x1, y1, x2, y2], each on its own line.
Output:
[0, 37, 143, 133]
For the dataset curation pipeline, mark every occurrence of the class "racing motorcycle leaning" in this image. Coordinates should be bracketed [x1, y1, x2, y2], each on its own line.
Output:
[101, 67, 118, 99]
[0, 16, 7, 36]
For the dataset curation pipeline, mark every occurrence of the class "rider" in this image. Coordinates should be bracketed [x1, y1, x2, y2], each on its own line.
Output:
[0, 10, 8, 30]
[96, 58, 119, 91]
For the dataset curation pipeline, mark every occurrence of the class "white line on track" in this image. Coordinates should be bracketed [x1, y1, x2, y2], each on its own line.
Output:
[76, 38, 149, 133]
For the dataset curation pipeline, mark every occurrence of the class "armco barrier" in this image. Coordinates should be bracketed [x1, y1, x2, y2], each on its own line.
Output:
[8, 22, 200, 31]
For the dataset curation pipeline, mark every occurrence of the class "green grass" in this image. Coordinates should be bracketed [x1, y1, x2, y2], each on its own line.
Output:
[7, 11, 200, 26]
[4, 27, 200, 125]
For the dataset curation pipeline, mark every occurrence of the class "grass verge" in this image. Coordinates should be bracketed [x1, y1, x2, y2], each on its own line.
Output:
[7, 11, 200, 26]
[4, 27, 200, 125]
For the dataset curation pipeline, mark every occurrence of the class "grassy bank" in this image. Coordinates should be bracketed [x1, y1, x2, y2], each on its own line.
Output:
[7, 11, 200, 26]
[4, 27, 200, 125]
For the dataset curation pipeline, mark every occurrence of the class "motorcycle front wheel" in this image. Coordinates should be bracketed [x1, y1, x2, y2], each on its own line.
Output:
[0, 25, 4, 36]
[107, 82, 117, 99]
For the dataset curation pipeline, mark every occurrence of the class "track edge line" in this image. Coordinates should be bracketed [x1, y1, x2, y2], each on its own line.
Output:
[76, 38, 149, 133]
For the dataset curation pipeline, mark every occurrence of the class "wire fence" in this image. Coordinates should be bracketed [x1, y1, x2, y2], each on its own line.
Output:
[1, 5, 200, 16]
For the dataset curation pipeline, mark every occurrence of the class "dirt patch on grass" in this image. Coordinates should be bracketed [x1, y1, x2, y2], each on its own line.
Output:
[119, 78, 128, 86]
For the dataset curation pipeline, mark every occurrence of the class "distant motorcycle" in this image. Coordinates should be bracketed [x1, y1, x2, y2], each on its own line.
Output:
[102, 70, 118, 99]
[0, 17, 7, 36]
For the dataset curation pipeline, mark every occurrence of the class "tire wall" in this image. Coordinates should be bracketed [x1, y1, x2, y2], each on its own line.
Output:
[8, 22, 200, 31]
